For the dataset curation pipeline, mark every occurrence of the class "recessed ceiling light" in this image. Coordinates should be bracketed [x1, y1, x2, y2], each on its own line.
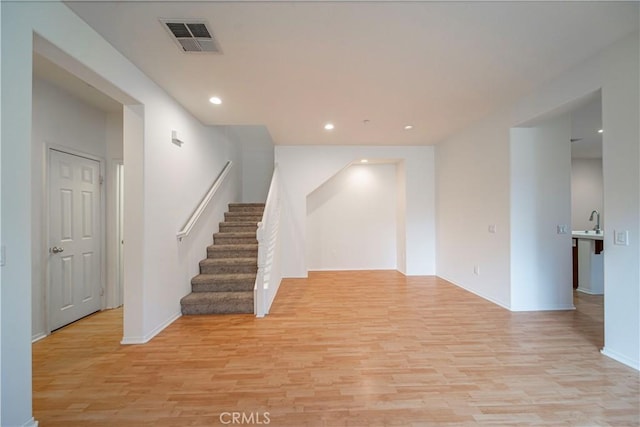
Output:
[404, 125, 414, 130]
[598, 129, 603, 133]
[361, 159, 369, 163]
[324, 123, 335, 131]
[209, 96, 222, 105]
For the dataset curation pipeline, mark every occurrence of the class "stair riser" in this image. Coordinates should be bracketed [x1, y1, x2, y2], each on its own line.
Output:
[207, 248, 258, 258]
[228, 209, 264, 215]
[219, 224, 258, 233]
[228, 205, 264, 213]
[181, 301, 253, 315]
[200, 264, 258, 275]
[191, 281, 254, 293]
[223, 218, 262, 225]
[224, 213, 262, 222]
[214, 237, 258, 245]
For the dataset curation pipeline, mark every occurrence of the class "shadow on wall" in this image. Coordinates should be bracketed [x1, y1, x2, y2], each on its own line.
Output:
[306, 163, 398, 271]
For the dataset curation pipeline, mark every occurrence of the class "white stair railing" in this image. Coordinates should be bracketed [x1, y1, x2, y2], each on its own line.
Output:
[254, 165, 283, 317]
[177, 161, 232, 241]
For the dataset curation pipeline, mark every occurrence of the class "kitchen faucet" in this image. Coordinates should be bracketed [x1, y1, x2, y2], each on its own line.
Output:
[589, 210, 601, 233]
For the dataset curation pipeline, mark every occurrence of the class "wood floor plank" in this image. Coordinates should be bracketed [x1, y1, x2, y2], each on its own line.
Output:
[33, 271, 639, 426]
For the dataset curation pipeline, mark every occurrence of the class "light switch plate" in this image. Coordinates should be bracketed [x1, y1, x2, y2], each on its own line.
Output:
[614, 230, 629, 246]
[0, 245, 5, 267]
[557, 225, 568, 234]
[488, 224, 496, 234]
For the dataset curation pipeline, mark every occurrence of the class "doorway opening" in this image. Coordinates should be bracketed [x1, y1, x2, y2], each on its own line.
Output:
[32, 41, 126, 339]
[510, 89, 605, 349]
[570, 92, 604, 298]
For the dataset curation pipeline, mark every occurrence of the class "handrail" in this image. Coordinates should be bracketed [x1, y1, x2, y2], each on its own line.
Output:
[177, 161, 233, 241]
[254, 164, 282, 317]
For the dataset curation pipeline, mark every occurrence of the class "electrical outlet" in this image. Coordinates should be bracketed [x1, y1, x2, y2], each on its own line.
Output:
[473, 265, 480, 275]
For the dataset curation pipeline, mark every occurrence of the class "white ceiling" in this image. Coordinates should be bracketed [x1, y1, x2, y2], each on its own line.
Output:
[64, 1, 638, 146]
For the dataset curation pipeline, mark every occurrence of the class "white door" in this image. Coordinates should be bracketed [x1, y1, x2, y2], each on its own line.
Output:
[49, 149, 102, 330]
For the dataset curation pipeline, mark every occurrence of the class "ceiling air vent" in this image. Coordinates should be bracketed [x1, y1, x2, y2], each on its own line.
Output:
[160, 19, 222, 54]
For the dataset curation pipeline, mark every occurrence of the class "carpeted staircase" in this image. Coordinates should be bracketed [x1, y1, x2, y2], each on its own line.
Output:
[180, 203, 264, 315]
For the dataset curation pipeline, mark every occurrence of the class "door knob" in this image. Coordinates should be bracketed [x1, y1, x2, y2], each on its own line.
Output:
[50, 246, 64, 254]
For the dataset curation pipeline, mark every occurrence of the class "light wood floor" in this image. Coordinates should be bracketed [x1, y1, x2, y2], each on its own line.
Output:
[33, 271, 639, 426]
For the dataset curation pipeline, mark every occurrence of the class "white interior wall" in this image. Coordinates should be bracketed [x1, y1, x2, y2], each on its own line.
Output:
[510, 116, 573, 311]
[435, 111, 513, 308]
[395, 162, 407, 274]
[1, 3, 242, 424]
[597, 34, 639, 369]
[276, 145, 435, 277]
[306, 164, 397, 271]
[226, 125, 274, 203]
[571, 158, 604, 231]
[436, 32, 639, 369]
[121, 104, 144, 344]
[0, 2, 4, 421]
[2, 4, 35, 424]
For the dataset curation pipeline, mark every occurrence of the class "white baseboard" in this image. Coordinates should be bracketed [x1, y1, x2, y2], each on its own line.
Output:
[120, 336, 146, 345]
[576, 287, 603, 296]
[510, 303, 576, 312]
[601, 347, 640, 371]
[31, 332, 47, 343]
[22, 417, 39, 427]
[120, 311, 181, 345]
[307, 267, 397, 272]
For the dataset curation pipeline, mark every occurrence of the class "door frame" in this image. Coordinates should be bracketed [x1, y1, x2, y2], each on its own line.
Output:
[45, 144, 107, 335]
[114, 160, 124, 308]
